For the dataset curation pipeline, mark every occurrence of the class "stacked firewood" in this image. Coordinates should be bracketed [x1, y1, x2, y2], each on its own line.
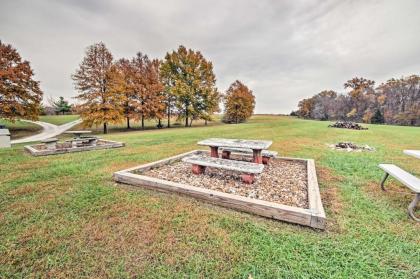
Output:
[328, 121, 368, 130]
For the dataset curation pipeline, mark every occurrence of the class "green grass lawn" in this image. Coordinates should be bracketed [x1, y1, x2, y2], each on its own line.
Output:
[0, 119, 42, 140]
[0, 116, 419, 278]
[39, 115, 80, 125]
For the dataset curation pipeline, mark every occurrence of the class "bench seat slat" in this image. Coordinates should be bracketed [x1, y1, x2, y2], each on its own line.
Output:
[379, 164, 420, 193]
[221, 147, 278, 157]
[183, 155, 264, 174]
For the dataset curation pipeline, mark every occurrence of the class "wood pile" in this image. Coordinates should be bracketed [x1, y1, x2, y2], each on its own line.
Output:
[328, 121, 367, 130]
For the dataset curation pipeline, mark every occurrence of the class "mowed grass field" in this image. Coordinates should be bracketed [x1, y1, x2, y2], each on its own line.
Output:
[0, 116, 419, 278]
[39, 115, 80, 125]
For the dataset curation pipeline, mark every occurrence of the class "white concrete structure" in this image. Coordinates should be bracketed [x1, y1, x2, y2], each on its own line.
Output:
[0, 129, 11, 148]
[11, 119, 81, 144]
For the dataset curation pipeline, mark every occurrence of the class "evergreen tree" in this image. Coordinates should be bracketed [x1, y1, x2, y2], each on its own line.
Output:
[53, 96, 72, 115]
[371, 109, 384, 124]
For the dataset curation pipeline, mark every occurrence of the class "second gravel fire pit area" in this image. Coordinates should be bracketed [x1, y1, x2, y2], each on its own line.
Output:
[141, 154, 308, 208]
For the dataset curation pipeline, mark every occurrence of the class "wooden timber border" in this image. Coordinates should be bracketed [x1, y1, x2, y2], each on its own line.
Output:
[113, 150, 326, 229]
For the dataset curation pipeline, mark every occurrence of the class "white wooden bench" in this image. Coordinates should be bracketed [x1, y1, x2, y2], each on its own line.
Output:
[41, 138, 58, 150]
[379, 164, 420, 221]
[183, 154, 264, 184]
[220, 147, 278, 164]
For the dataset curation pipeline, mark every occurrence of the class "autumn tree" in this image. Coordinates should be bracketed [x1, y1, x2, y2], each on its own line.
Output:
[344, 77, 376, 120]
[377, 75, 420, 125]
[223, 80, 255, 124]
[295, 74, 420, 126]
[160, 45, 219, 127]
[0, 40, 43, 121]
[72, 42, 125, 134]
[116, 58, 136, 129]
[124, 53, 165, 129]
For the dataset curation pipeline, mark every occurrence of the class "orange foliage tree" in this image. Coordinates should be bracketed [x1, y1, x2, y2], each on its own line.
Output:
[0, 40, 43, 121]
[72, 42, 125, 134]
[117, 54, 164, 129]
[223, 80, 255, 123]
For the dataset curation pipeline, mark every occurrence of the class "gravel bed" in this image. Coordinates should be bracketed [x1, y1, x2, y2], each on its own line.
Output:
[32, 139, 111, 151]
[139, 155, 308, 208]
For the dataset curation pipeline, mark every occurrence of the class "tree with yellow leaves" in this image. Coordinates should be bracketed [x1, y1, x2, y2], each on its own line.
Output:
[160, 46, 220, 127]
[72, 42, 125, 134]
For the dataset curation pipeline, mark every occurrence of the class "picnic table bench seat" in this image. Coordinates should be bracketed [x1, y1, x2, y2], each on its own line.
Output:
[220, 147, 278, 164]
[183, 154, 264, 184]
[379, 163, 420, 221]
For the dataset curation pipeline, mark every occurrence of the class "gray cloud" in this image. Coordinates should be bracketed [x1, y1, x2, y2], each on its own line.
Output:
[1, 0, 419, 113]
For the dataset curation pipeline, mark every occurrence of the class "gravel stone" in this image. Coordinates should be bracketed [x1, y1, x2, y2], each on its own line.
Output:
[139, 154, 309, 208]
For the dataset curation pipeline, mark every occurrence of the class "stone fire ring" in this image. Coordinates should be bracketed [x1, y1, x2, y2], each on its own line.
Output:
[113, 150, 326, 230]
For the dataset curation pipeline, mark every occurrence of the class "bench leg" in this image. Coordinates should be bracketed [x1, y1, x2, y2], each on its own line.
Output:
[210, 146, 218, 158]
[408, 193, 419, 222]
[192, 164, 206, 175]
[222, 150, 231, 159]
[253, 149, 262, 164]
[262, 156, 270, 165]
[241, 173, 255, 184]
[380, 173, 389, 191]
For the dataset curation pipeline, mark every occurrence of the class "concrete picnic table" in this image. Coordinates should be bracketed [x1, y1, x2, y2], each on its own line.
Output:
[404, 150, 420, 160]
[197, 138, 272, 164]
[64, 130, 92, 139]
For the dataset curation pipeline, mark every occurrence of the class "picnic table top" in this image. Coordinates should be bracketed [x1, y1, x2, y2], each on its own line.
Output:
[197, 138, 272, 150]
[64, 130, 92, 134]
[404, 150, 420, 159]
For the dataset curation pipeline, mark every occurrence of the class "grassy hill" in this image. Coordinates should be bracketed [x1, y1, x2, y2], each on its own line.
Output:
[0, 116, 419, 278]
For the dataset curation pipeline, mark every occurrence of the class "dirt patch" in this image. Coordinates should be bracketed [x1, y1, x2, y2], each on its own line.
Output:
[365, 181, 414, 207]
[317, 167, 345, 232]
[139, 155, 309, 208]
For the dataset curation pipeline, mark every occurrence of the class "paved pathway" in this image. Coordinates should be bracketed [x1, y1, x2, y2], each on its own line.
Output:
[11, 119, 82, 144]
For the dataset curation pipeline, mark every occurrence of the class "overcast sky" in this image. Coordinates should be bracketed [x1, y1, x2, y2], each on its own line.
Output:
[1, 0, 419, 113]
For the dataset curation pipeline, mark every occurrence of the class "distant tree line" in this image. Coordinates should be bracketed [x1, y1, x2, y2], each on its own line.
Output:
[72, 42, 255, 133]
[293, 76, 420, 126]
[0, 40, 256, 129]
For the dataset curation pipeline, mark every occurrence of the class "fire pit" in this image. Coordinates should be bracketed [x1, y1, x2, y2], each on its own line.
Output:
[329, 142, 375, 152]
